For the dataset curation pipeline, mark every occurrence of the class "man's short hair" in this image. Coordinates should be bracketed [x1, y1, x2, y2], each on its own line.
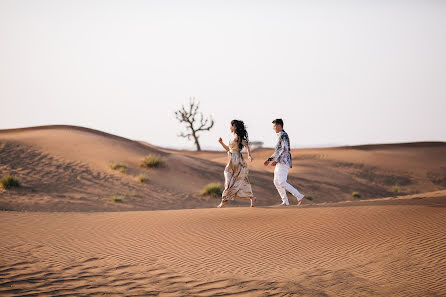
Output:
[272, 118, 284, 127]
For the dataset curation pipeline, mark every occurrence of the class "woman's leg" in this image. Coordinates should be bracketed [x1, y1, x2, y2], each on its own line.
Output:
[218, 166, 233, 208]
[217, 199, 229, 208]
[250, 196, 256, 207]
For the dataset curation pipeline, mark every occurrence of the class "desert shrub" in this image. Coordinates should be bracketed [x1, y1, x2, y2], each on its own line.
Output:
[201, 183, 223, 197]
[136, 174, 148, 183]
[305, 196, 313, 201]
[392, 185, 400, 193]
[141, 154, 165, 168]
[109, 162, 128, 173]
[0, 175, 21, 189]
[352, 192, 361, 199]
[110, 196, 124, 203]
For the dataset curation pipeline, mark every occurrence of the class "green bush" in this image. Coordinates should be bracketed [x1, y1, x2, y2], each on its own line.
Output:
[305, 196, 313, 201]
[141, 154, 165, 168]
[110, 196, 124, 203]
[392, 185, 400, 193]
[0, 175, 21, 189]
[109, 162, 128, 174]
[352, 192, 361, 199]
[136, 174, 148, 183]
[201, 183, 223, 197]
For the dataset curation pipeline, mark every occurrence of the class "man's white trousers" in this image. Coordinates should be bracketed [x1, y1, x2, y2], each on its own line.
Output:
[273, 163, 304, 205]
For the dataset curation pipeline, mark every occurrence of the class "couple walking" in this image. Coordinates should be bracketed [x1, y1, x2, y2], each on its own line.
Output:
[217, 118, 305, 208]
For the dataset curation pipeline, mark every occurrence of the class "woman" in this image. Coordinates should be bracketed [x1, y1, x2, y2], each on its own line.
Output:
[217, 120, 256, 208]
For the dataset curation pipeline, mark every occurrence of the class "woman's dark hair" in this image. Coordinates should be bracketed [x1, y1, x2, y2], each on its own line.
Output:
[272, 118, 284, 127]
[231, 120, 249, 150]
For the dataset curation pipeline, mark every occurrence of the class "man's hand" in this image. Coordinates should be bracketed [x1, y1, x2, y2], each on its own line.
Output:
[218, 137, 223, 144]
[264, 160, 270, 166]
[271, 161, 277, 166]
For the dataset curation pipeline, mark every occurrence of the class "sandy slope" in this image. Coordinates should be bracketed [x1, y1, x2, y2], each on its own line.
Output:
[1, 125, 446, 296]
[171, 142, 446, 201]
[1, 125, 445, 212]
[0, 126, 279, 211]
[1, 192, 445, 296]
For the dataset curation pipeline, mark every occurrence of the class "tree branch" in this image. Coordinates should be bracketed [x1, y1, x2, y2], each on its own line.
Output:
[196, 114, 214, 132]
[178, 132, 193, 140]
[174, 97, 214, 151]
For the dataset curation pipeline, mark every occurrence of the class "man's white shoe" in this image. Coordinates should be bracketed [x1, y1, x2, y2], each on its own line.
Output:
[280, 202, 290, 206]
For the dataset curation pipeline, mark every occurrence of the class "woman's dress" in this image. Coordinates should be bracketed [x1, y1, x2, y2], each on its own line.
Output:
[221, 139, 254, 200]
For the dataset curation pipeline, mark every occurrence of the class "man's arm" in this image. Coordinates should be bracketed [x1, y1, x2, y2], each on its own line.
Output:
[264, 135, 285, 165]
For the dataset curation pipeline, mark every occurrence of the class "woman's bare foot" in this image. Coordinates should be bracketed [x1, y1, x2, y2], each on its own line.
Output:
[217, 200, 229, 208]
[250, 197, 257, 207]
[297, 198, 303, 206]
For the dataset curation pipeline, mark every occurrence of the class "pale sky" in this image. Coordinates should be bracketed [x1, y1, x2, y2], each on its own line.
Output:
[1, 0, 445, 150]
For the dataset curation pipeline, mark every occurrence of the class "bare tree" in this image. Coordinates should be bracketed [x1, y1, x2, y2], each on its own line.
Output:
[174, 98, 214, 151]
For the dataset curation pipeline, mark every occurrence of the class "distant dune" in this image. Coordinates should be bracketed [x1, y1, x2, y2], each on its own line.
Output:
[1, 125, 445, 211]
[171, 137, 446, 203]
[1, 125, 446, 296]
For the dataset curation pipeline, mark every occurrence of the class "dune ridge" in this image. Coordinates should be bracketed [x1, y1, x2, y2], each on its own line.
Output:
[1, 125, 445, 212]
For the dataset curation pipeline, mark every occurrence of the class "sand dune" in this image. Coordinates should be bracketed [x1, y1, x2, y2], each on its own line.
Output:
[1, 125, 446, 296]
[173, 141, 446, 202]
[0, 125, 280, 211]
[1, 125, 445, 211]
[1, 192, 445, 296]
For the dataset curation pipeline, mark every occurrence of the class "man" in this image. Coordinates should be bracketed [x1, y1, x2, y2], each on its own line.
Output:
[264, 119, 305, 206]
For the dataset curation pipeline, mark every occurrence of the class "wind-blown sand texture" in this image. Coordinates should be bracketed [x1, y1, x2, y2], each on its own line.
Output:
[1, 194, 446, 296]
[1, 125, 445, 296]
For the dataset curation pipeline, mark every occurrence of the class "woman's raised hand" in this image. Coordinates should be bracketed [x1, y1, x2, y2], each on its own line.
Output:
[218, 137, 223, 143]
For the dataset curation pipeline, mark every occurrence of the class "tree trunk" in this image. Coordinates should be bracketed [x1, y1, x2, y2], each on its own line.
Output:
[191, 129, 201, 151]
[194, 138, 201, 151]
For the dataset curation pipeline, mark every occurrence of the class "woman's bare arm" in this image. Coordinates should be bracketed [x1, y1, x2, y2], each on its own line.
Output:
[242, 140, 254, 161]
[218, 138, 230, 152]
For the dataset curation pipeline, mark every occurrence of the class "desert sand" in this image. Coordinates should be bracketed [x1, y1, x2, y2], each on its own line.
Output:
[1, 125, 446, 296]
